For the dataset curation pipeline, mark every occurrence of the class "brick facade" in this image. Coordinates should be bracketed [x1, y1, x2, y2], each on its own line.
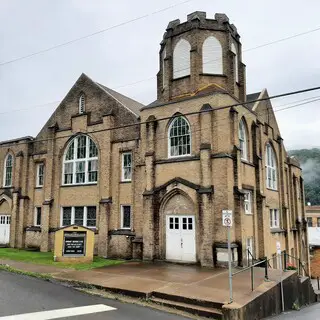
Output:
[0, 12, 308, 269]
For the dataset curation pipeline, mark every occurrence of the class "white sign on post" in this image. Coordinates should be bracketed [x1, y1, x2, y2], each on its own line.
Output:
[222, 210, 233, 227]
[276, 241, 281, 255]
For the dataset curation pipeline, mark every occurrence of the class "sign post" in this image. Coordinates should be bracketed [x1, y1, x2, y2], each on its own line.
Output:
[222, 210, 233, 304]
[277, 241, 284, 312]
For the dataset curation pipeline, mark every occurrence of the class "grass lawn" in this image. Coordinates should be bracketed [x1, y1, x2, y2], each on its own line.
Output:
[0, 248, 124, 270]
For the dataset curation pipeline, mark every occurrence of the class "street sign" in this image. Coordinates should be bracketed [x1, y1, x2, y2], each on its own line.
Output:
[222, 210, 233, 227]
[276, 241, 281, 255]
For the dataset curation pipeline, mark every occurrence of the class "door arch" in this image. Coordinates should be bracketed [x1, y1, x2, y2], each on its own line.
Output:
[161, 190, 196, 262]
[0, 195, 11, 245]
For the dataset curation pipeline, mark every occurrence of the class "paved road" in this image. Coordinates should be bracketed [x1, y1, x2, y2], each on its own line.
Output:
[0, 271, 189, 320]
[270, 303, 320, 319]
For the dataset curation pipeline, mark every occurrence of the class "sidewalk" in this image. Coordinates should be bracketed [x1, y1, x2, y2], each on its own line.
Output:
[0, 259, 293, 307]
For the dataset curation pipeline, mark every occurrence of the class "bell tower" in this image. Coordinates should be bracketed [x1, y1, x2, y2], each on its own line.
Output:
[157, 12, 246, 103]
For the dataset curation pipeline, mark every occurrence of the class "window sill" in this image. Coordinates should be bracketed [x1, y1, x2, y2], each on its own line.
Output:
[35, 186, 43, 189]
[120, 180, 132, 184]
[199, 73, 227, 78]
[61, 183, 98, 188]
[266, 187, 278, 192]
[245, 213, 253, 216]
[172, 75, 190, 81]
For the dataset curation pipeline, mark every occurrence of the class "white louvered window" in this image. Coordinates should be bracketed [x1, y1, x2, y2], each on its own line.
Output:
[63, 135, 98, 185]
[270, 209, 280, 229]
[173, 39, 191, 79]
[239, 118, 248, 160]
[79, 94, 85, 114]
[231, 43, 239, 83]
[202, 36, 223, 74]
[3, 154, 13, 187]
[168, 116, 191, 157]
[265, 144, 277, 190]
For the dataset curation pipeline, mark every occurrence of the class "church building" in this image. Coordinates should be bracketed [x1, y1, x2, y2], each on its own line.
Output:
[0, 12, 309, 268]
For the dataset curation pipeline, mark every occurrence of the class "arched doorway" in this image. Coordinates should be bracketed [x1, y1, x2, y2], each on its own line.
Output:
[161, 190, 196, 262]
[0, 196, 11, 245]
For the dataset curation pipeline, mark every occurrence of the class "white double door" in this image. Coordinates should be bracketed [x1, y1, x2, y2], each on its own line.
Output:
[166, 215, 196, 262]
[0, 215, 10, 244]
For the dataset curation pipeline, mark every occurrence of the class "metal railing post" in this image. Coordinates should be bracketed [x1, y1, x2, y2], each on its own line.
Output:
[251, 265, 254, 291]
[298, 259, 301, 276]
[318, 277, 320, 291]
[283, 253, 287, 271]
[264, 258, 269, 280]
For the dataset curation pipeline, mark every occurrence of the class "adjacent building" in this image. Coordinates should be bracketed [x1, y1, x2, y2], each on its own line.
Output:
[0, 12, 309, 268]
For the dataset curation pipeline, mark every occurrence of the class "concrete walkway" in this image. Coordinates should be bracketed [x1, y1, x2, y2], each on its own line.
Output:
[1, 259, 294, 307]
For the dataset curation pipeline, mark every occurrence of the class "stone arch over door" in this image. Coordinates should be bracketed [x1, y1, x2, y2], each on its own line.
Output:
[0, 194, 12, 215]
[0, 194, 12, 245]
[159, 189, 196, 262]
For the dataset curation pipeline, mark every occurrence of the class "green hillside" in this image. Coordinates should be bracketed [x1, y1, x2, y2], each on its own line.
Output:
[288, 148, 320, 205]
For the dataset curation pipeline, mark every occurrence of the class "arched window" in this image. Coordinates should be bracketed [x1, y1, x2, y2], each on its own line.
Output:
[168, 116, 191, 157]
[239, 119, 248, 160]
[63, 135, 98, 185]
[173, 39, 191, 79]
[3, 154, 13, 187]
[231, 43, 239, 83]
[265, 144, 277, 190]
[79, 94, 85, 114]
[202, 36, 223, 74]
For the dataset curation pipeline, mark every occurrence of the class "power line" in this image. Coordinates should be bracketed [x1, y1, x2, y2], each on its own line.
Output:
[2, 19, 320, 113]
[0, 0, 193, 67]
[1, 85, 320, 148]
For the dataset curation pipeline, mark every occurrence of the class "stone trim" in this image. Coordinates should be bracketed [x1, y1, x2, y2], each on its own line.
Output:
[154, 177, 200, 192]
[156, 155, 200, 164]
[211, 153, 233, 159]
[132, 236, 143, 243]
[234, 186, 246, 195]
[19, 195, 30, 200]
[100, 197, 112, 204]
[214, 242, 239, 249]
[43, 199, 53, 206]
[270, 228, 286, 234]
[241, 159, 255, 167]
[198, 187, 214, 194]
[25, 226, 41, 232]
[120, 181, 131, 184]
[242, 184, 255, 191]
[56, 127, 72, 133]
[71, 112, 89, 119]
[145, 151, 155, 157]
[200, 143, 211, 150]
[108, 230, 135, 236]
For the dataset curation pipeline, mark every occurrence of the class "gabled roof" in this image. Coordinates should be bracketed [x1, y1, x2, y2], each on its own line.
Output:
[96, 82, 144, 117]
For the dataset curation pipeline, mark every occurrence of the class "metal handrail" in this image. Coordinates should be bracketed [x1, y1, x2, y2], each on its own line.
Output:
[283, 253, 308, 277]
[232, 258, 269, 292]
[232, 259, 267, 276]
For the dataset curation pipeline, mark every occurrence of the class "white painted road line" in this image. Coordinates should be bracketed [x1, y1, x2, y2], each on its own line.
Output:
[0, 304, 117, 320]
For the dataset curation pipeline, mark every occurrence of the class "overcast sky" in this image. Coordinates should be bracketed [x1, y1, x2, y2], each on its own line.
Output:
[1, 0, 320, 150]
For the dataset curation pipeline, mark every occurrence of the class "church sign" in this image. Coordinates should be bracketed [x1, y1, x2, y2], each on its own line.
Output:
[63, 231, 86, 256]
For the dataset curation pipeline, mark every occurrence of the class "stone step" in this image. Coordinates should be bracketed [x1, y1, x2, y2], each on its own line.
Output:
[150, 297, 223, 319]
[151, 291, 224, 310]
